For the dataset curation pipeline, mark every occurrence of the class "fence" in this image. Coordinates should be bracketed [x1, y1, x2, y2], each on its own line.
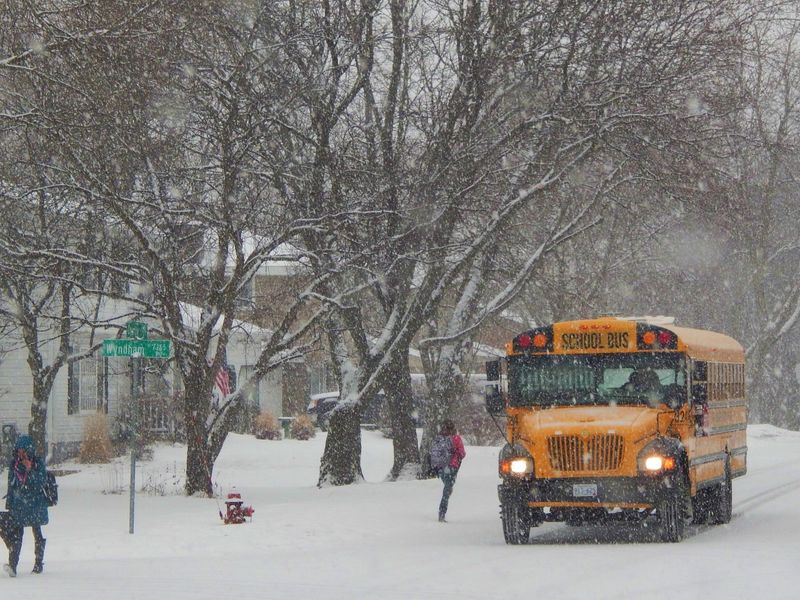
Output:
[138, 396, 182, 438]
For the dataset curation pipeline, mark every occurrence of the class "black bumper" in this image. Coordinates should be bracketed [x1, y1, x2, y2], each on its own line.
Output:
[499, 475, 672, 507]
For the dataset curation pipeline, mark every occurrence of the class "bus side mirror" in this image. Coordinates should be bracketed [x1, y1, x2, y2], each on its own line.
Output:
[485, 385, 505, 414]
[485, 360, 504, 414]
[692, 383, 709, 434]
[691, 383, 707, 405]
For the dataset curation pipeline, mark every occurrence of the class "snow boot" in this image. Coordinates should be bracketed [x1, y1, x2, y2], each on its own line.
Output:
[4, 541, 20, 578]
[32, 538, 45, 574]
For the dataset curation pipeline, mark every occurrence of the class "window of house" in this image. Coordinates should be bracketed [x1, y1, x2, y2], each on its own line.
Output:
[310, 362, 335, 396]
[235, 278, 255, 309]
[68, 351, 107, 414]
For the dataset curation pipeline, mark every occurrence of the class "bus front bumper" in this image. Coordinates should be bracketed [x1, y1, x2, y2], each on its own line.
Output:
[499, 476, 671, 510]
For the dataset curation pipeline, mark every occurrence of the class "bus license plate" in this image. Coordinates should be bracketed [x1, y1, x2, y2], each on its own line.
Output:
[573, 484, 598, 498]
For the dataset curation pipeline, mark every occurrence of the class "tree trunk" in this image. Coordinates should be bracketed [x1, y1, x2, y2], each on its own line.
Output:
[383, 352, 421, 480]
[28, 374, 49, 459]
[184, 380, 214, 496]
[748, 348, 775, 425]
[318, 404, 363, 487]
[185, 422, 214, 496]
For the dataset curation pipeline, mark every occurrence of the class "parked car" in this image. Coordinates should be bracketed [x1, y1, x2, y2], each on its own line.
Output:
[306, 392, 341, 430]
[307, 391, 386, 431]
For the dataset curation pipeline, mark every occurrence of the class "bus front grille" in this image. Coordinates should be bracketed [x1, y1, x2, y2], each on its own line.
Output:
[547, 434, 625, 472]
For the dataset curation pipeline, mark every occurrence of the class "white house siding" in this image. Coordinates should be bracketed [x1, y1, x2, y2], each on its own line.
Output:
[226, 331, 283, 417]
[0, 345, 35, 460]
[259, 370, 283, 417]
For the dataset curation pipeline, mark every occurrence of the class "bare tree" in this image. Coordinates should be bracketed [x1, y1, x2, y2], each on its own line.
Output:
[0, 1, 133, 456]
[0, 1, 339, 494]
[318, 0, 753, 482]
[685, 5, 800, 424]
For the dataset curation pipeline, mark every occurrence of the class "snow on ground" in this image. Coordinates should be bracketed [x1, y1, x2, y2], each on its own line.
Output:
[2, 424, 799, 599]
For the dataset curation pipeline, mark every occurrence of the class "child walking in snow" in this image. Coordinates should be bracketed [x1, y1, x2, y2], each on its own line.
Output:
[3, 435, 49, 577]
[435, 419, 466, 522]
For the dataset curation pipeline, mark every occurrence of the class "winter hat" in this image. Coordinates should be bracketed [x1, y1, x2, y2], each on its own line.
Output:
[14, 435, 35, 455]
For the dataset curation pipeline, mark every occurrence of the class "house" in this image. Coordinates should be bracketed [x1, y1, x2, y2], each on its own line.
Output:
[0, 296, 288, 463]
[235, 257, 325, 416]
[232, 243, 524, 415]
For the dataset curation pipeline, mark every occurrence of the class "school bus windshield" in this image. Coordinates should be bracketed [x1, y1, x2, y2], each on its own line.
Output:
[507, 353, 686, 408]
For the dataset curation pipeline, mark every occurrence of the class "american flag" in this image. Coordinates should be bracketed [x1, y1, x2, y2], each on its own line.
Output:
[215, 365, 231, 398]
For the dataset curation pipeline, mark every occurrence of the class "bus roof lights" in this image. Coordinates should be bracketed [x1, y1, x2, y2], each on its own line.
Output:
[636, 323, 678, 350]
[514, 327, 553, 353]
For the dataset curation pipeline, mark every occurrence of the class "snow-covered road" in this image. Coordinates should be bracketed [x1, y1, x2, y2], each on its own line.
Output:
[1, 424, 798, 599]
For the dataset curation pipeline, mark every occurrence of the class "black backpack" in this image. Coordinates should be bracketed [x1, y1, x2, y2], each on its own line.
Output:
[43, 471, 58, 507]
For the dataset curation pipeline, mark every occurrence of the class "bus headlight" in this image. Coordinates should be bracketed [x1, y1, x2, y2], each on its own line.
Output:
[637, 440, 680, 474]
[644, 455, 674, 471]
[501, 457, 533, 478]
[499, 443, 534, 479]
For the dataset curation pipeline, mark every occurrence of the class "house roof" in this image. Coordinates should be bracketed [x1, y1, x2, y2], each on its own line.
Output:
[75, 290, 271, 340]
[179, 302, 271, 338]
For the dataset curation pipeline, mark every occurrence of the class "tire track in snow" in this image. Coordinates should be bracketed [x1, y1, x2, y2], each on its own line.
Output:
[734, 477, 800, 514]
[743, 459, 798, 476]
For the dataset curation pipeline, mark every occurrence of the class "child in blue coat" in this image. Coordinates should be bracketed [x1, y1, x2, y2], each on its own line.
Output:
[3, 435, 49, 577]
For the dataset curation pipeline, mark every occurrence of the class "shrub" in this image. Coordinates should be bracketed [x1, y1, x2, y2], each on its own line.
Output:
[253, 411, 281, 440]
[80, 414, 113, 463]
[290, 414, 315, 440]
[230, 400, 260, 436]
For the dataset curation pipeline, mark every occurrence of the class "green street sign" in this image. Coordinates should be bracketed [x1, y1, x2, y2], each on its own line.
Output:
[126, 320, 148, 340]
[102, 338, 171, 358]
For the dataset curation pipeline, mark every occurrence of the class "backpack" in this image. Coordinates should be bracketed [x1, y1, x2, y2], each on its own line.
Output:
[43, 471, 58, 507]
[429, 435, 453, 471]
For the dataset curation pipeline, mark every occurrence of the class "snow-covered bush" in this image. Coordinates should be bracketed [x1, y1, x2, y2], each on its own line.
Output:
[80, 414, 113, 463]
[290, 414, 315, 440]
[253, 412, 281, 440]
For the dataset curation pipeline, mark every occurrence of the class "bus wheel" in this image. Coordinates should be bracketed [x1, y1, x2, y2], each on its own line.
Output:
[710, 462, 732, 525]
[691, 488, 712, 525]
[501, 501, 531, 545]
[658, 474, 689, 543]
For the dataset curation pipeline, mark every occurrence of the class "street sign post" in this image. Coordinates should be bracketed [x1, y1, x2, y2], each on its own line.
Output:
[102, 339, 171, 359]
[101, 333, 171, 534]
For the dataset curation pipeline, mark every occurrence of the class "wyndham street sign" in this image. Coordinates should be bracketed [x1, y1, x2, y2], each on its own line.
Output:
[102, 338, 171, 359]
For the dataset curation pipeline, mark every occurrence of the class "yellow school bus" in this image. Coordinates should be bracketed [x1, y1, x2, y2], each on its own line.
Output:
[484, 316, 746, 543]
